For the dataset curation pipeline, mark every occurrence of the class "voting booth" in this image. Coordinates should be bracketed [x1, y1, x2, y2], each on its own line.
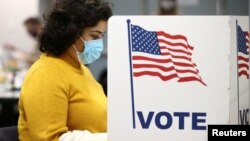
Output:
[108, 16, 249, 141]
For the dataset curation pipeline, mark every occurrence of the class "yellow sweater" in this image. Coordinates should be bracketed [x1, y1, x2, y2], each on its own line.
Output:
[18, 54, 107, 141]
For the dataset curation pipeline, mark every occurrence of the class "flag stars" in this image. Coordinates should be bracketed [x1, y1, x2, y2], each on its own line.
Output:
[131, 25, 161, 55]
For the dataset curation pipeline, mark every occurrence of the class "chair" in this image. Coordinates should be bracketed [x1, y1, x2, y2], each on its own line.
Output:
[0, 126, 18, 141]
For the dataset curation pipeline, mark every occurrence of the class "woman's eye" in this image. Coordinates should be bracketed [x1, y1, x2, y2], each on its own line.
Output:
[91, 35, 99, 40]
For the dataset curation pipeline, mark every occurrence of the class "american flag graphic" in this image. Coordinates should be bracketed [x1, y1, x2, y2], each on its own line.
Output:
[130, 24, 206, 86]
[237, 23, 249, 79]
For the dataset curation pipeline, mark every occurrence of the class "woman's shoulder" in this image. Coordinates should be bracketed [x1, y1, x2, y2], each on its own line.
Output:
[25, 55, 66, 80]
[81, 65, 95, 76]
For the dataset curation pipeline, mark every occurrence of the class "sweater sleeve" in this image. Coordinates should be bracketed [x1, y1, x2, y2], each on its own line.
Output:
[59, 130, 107, 141]
[19, 66, 69, 141]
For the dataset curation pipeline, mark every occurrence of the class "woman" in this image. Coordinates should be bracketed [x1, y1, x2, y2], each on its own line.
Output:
[18, 0, 112, 140]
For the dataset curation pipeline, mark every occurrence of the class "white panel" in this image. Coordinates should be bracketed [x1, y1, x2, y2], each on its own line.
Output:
[108, 16, 233, 141]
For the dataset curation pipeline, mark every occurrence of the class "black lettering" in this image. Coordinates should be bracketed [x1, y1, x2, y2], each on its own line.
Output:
[240, 110, 245, 125]
[245, 109, 249, 125]
[240, 108, 250, 125]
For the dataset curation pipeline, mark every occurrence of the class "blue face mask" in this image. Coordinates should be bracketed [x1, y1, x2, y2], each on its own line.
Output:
[74, 37, 104, 64]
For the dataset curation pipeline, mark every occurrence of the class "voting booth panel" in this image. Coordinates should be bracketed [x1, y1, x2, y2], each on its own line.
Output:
[108, 16, 249, 141]
[229, 16, 250, 125]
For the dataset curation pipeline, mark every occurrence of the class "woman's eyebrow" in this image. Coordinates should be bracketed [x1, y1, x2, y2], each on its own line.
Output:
[91, 30, 105, 36]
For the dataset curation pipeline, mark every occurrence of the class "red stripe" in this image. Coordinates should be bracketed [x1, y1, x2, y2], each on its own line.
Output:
[173, 61, 199, 73]
[239, 71, 249, 79]
[178, 77, 207, 86]
[132, 56, 171, 63]
[133, 64, 175, 72]
[161, 52, 171, 55]
[238, 56, 249, 62]
[245, 32, 249, 37]
[238, 64, 249, 70]
[171, 54, 191, 61]
[133, 71, 178, 81]
[246, 39, 249, 43]
[157, 31, 194, 50]
[160, 46, 192, 56]
[158, 39, 193, 52]
[173, 61, 197, 67]
[175, 69, 199, 75]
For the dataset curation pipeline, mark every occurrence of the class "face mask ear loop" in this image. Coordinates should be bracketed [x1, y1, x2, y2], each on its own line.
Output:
[80, 37, 85, 42]
[72, 44, 81, 64]
[80, 37, 86, 51]
[73, 44, 78, 52]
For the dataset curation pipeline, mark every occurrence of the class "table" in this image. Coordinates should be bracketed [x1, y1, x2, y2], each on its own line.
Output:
[0, 91, 20, 127]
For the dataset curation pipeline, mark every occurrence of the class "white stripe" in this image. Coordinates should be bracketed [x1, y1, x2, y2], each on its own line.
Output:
[133, 58, 199, 74]
[171, 57, 194, 65]
[157, 35, 190, 46]
[134, 51, 194, 65]
[133, 67, 200, 78]
[133, 52, 199, 72]
[174, 65, 199, 73]
[132, 61, 173, 68]
[133, 52, 171, 59]
[133, 46, 192, 60]
[159, 46, 193, 58]
[238, 59, 249, 64]
[177, 73, 201, 79]
[133, 68, 176, 76]
[159, 42, 191, 53]
[239, 68, 249, 72]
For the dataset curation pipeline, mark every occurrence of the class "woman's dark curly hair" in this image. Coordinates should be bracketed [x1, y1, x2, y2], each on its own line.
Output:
[39, 0, 112, 56]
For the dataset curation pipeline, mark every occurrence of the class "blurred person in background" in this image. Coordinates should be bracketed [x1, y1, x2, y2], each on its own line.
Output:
[3, 17, 42, 66]
[24, 17, 42, 39]
[0, 17, 42, 91]
[157, 0, 180, 15]
[18, 0, 112, 141]
[23, 17, 42, 65]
